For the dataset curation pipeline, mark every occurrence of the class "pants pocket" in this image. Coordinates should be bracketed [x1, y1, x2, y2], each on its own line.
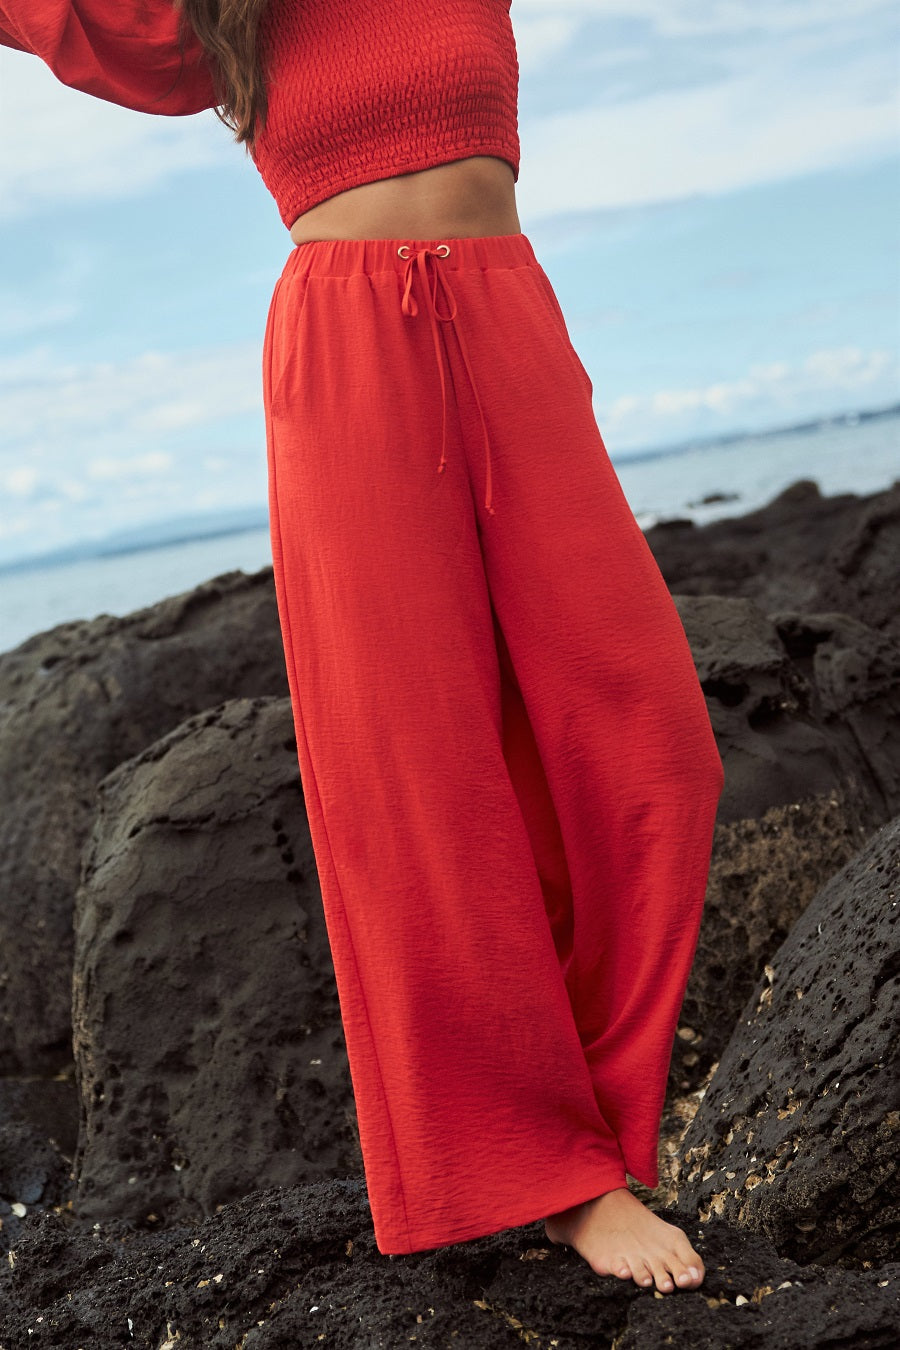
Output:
[531, 265, 594, 402]
[263, 272, 314, 418]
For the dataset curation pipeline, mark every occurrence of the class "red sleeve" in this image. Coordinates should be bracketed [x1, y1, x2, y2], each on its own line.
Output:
[0, 20, 27, 51]
[0, 2, 219, 116]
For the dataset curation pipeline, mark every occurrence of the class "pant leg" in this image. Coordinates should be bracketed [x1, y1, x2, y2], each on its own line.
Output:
[261, 238, 630, 1256]
[442, 250, 725, 1190]
[495, 608, 575, 971]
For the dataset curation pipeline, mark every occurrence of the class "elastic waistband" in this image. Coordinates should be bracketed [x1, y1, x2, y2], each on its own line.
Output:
[282, 231, 538, 281]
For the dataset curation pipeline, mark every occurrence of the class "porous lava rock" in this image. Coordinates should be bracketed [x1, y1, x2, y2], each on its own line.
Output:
[665, 597, 900, 1090]
[1, 480, 899, 1345]
[71, 696, 359, 1225]
[62, 594, 900, 1225]
[676, 814, 900, 1267]
[0, 1082, 74, 1258]
[674, 597, 900, 827]
[0, 1182, 897, 1349]
[3, 492, 898, 1098]
[647, 477, 900, 637]
[671, 789, 871, 1094]
[0, 567, 288, 1076]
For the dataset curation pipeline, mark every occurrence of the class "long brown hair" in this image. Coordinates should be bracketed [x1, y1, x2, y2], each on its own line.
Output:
[174, 0, 270, 151]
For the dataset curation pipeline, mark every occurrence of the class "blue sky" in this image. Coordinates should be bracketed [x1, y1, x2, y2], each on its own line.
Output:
[0, 0, 898, 567]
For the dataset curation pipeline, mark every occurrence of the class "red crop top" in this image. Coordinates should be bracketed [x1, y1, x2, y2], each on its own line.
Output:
[0, 0, 521, 230]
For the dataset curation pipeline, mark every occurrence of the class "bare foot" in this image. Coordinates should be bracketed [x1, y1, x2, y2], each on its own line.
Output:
[544, 1186, 705, 1294]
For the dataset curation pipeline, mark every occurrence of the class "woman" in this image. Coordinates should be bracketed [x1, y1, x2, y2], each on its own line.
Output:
[0, 0, 724, 1294]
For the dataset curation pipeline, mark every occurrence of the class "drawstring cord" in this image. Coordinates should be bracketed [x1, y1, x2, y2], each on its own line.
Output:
[398, 244, 495, 516]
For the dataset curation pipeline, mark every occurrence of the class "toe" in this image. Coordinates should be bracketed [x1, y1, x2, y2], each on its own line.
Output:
[649, 1258, 675, 1294]
[634, 1260, 655, 1289]
[675, 1250, 705, 1287]
[667, 1251, 702, 1290]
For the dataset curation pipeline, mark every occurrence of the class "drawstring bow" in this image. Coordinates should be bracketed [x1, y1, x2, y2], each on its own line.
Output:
[398, 244, 495, 516]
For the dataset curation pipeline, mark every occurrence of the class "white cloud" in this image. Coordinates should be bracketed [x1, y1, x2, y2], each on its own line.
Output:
[517, 54, 897, 217]
[0, 338, 266, 565]
[0, 341, 263, 446]
[4, 466, 39, 497]
[2, 1, 895, 223]
[513, 0, 898, 215]
[513, 0, 895, 40]
[86, 451, 174, 481]
[803, 347, 896, 386]
[514, 16, 580, 75]
[0, 50, 233, 220]
[602, 345, 899, 448]
[0, 296, 80, 339]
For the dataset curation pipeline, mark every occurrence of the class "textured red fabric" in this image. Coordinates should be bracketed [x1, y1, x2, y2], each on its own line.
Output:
[253, 0, 520, 227]
[3, 3, 724, 1256]
[0, 1, 217, 115]
[262, 232, 725, 1253]
[0, 0, 520, 230]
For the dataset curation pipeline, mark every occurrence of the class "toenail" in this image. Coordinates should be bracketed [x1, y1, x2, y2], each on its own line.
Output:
[689, 1266, 701, 1280]
[677, 1273, 690, 1284]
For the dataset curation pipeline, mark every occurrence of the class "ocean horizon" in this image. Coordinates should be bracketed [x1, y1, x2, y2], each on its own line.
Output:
[1, 401, 897, 655]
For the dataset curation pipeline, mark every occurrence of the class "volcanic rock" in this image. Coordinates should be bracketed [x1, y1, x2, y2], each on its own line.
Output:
[667, 597, 900, 1088]
[1, 1183, 897, 1349]
[676, 814, 900, 1267]
[71, 696, 359, 1225]
[646, 477, 900, 637]
[0, 568, 288, 1076]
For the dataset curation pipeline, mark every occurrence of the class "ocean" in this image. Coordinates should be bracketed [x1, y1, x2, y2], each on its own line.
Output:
[1, 406, 897, 655]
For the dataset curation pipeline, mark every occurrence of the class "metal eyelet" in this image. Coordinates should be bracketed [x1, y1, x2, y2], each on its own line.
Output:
[397, 244, 451, 258]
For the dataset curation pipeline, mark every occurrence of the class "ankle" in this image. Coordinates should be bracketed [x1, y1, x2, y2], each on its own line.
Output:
[548, 1183, 631, 1225]
[583, 1184, 631, 1213]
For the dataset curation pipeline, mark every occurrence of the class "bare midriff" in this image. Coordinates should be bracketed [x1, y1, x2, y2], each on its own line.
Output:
[288, 155, 521, 246]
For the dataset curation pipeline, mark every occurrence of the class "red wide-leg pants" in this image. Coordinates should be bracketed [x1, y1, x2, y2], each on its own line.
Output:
[261, 232, 724, 1254]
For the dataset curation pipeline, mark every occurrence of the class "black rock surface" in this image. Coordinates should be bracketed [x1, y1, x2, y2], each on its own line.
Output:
[71, 696, 359, 1226]
[1, 1182, 897, 1349]
[2, 479, 899, 1346]
[0, 568, 289, 1077]
[677, 814, 900, 1267]
[646, 478, 900, 638]
[668, 595, 900, 1089]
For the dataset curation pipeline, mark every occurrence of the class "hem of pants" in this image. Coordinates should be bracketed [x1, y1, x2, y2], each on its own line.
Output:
[624, 1152, 660, 1194]
[374, 1158, 633, 1256]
